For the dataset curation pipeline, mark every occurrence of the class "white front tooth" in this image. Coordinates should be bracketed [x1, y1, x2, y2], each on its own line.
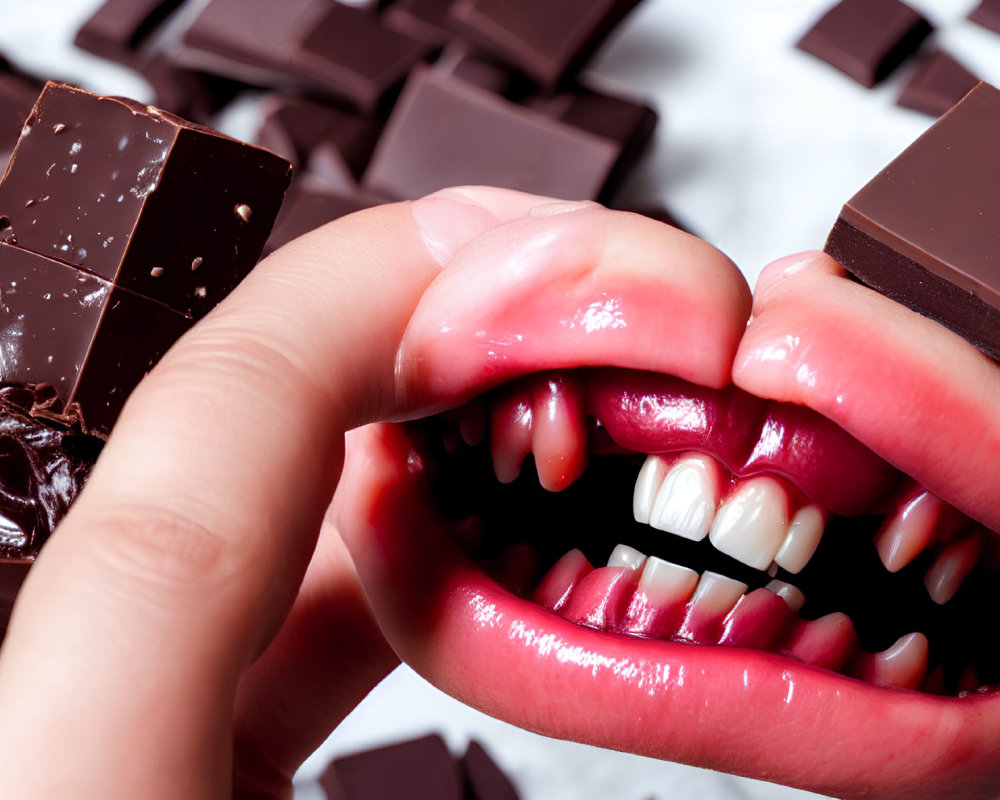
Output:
[633, 455, 669, 525]
[649, 453, 720, 541]
[709, 476, 789, 570]
[924, 535, 981, 605]
[688, 570, 748, 616]
[765, 579, 806, 613]
[638, 556, 699, 606]
[774, 504, 826, 574]
[607, 543, 646, 571]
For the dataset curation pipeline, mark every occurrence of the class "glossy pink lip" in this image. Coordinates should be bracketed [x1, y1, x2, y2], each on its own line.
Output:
[334, 210, 1000, 800]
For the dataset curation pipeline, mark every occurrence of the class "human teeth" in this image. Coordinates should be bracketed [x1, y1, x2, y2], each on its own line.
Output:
[868, 632, 929, 690]
[633, 455, 668, 525]
[607, 543, 646, 571]
[709, 476, 789, 570]
[785, 612, 857, 672]
[532, 548, 592, 612]
[765, 579, 806, 613]
[648, 453, 721, 541]
[531, 373, 588, 492]
[773, 504, 826, 574]
[637, 556, 699, 607]
[924, 534, 981, 605]
[489, 392, 532, 483]
[687, 571, 748, 618]
[874, 490, 943, 573]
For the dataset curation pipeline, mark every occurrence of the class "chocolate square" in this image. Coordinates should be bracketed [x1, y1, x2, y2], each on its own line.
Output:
[0, 83, 291, 318]
[796, 0, 932, 88]
[362, 67, 619, 200]
[73, 0, 185, 66]
[825, 82, 1000, 361]
[897, 49, 979, 117]
[0, 243, 194, 433]
[449, 0, 641, 89]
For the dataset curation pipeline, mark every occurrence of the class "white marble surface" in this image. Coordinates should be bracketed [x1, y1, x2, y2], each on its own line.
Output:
[0, 1, 995, 798]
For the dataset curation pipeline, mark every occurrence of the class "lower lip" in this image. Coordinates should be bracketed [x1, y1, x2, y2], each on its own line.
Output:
[337, 421, 1000, 800]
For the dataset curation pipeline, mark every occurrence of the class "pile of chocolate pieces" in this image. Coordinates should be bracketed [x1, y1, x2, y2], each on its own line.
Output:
[15, 0, 673, 254]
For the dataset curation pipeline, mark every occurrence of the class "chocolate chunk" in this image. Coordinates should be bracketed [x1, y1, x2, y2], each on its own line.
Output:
[897, 49, 979, 117]
[73, 0, 185, 66]
[448, 0, 642, 89]
[382, 0, 457, 46]
[824, 82, 1000, 361]
[528, 83, 657, 198]
[362, 66, 620, 200]
[461, 741, 520, 800]
[264, 175, 382, 254]
[319, 734, 464, 800]
[969, 0, 1000, 34]
[256, 95, 381, 178]
[181, 0, 433, 112]
[0, 82, 291, 319]
[796, 0, 932, 88]
[0, 242, 194, 433]
[433, 42, 522, 97]
[141, 54, 244, 123]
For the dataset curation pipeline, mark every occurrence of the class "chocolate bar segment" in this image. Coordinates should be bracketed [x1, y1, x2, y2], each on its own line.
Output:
[969, 0, 1000, 34]
[319, 734, 464, 800]
[362, 67, 619, 200]
[73, 0, 185, 66]
[824, 82, 1000, 361]
[897, 49, 979, 117]
[0, 242, 194, 433]
[0, 82, 291, 318]
[796, 0, 932, 88]
[449, 0, 641, 89]
[461, 741, 520, 800]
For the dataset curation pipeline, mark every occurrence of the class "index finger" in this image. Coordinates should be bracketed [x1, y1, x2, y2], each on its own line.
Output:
[0, 187, 550, 799]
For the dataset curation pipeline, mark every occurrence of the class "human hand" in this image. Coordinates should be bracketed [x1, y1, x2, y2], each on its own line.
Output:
[0, 187, 610, 799]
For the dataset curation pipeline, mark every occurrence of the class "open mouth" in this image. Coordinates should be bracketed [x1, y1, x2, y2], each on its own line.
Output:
[333, 206, 1000, 799]
[416, 366, 1000, 698]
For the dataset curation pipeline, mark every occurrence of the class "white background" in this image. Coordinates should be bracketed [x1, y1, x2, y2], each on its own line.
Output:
[1, 1, 995, 797]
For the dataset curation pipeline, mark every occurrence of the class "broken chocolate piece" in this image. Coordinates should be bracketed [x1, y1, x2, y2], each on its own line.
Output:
[0, 242, 194, 433]
[897, 49, 979, 117]
[448, 0, 641, 89]
[73, 0, 185, 67]
[0, 82, 291, 319]
[796, 0, 932, 88]
[319, 734, 464, 800]
[264, 175, 382, 254]
[969, 0, 1000, 34]
[383, 0, 457, 46]
[256, 95, 381, 179]
[363, 66, 619, 200]
[461, 741, 520, 800]
[825, 82, 1000, 361]
[181, 0, 433, 112]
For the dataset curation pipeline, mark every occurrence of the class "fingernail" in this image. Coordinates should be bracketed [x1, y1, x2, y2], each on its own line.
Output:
[410, 188, 502, 267]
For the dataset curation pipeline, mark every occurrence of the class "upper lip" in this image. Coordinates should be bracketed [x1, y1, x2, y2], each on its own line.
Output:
[334, 209, 1000, 800]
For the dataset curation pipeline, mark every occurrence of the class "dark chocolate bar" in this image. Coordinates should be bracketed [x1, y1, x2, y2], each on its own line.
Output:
[796, 0, 932, 88]
[319, 734, 464, 800]
[0, 242, 194, 433]
[825, 81, 1000, 361]
[382, 0, 457, 46]
[897, 49, 979, 117]
[969, 0, 1000, 34]
[0, 82, 291, 319]
[181, 0, 433, 112]
[461, 741, 520, 800]
[362, 66, 620, 200]
[73, 0, 185, 67]
[449, 0, 641, 89]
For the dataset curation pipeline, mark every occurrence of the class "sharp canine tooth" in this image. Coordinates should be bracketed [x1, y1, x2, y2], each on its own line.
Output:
[924, 534, 981, 605]
[765, 579, 806, 613]
[633, 455, 669, 525]
[871, 632, 929, 690]
[709, 476, 789, 570]
[649, 453, 720, 541]
[875, 490, 942, 573]
[638, 556, 699, 606]
[607, 543, 646, 571]
[774, 504, 826, 574]
[688, 570, 748, 616]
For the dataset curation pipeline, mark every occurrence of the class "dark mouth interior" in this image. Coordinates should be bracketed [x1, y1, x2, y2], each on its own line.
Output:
[413, 407, 1000, 699]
